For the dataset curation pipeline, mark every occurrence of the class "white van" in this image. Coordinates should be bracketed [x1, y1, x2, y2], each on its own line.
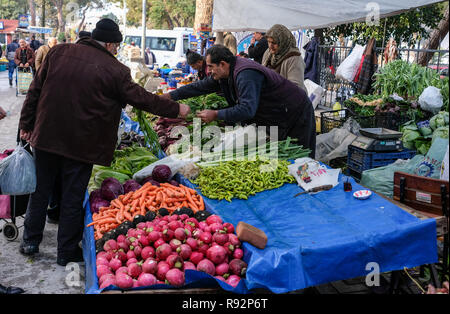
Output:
[124, 27, 193, 68]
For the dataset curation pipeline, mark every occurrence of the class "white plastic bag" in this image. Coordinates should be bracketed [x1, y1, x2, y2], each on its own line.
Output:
[305, 79, 325, 109]
[133, 155, 190, 183]
[419, 86, 443, 114]
[0, 144, 36, 195]
[288, 158, 341, 191]
[336, 44, 366, 82]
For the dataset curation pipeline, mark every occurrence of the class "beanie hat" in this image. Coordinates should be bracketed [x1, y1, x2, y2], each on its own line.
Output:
[92, 18, 123, 43]
[78, 31, 92, 38]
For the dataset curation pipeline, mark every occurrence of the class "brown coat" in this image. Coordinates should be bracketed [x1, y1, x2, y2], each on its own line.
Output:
[19, 38, 180, 166]
[14, 46, 35, 66]
[34, 45, 51, 71]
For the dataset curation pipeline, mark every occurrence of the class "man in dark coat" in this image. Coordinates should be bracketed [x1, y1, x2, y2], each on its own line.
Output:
[248, 32, 268, 64]
[30, 35, 42, 51]
[18, 18, 190, 266]
[162, 45, 316, 157]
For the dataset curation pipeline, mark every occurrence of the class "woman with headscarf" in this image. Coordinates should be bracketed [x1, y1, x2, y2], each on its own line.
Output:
[262, 24, 307, 93]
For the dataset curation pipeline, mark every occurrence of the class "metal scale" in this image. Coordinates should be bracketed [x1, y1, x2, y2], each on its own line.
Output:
[351, 128, 404, 152]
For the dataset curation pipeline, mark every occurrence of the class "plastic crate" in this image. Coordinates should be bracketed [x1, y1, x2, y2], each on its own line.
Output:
[0, 64, 6, 72]
[347, 145, 417, 180]
[374, 112, 412, 131]
[320, 109, 375, 134]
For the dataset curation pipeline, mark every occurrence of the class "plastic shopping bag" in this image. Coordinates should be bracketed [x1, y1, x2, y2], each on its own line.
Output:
[336, 44, 366, 82]
[0, 144, 36, 195]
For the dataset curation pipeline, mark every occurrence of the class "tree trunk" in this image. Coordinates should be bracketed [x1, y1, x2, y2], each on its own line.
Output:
[52, 0, 65, 34]
[29, 0, 36, 26]
[194, 0, 214, 36]
[418, 6, 449, 66]
[77, 4, 91, 35]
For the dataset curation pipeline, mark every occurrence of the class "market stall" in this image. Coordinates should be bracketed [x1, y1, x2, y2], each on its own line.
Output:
[82, 109, 440, 294]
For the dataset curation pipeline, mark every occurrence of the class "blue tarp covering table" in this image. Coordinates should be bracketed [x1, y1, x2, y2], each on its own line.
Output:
[84, 174, 437, 294]
[83, 111, 437, 293]
[178, 175, 437, 293]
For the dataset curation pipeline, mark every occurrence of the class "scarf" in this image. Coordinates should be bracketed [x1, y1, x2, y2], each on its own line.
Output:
[264, 24, 301, 71]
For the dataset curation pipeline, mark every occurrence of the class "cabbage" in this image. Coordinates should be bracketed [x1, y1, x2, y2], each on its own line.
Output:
[123, 180, 142, 194]
[402, 129, 421, 149]
[432, 126, 449, 144]
[100, 177, 125, 201]
[142, 176, 160, 187]
[430, 112, 449, 130]
[417, 120, 433, 137]
[152, 165, 172, 183]
[414, 139, 432, 155]
[90, 199, 110, 214]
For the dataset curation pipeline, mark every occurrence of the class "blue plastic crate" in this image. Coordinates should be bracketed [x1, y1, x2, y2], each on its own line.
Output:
[0, 64, 6, 71]
[347, 145, 416, 175]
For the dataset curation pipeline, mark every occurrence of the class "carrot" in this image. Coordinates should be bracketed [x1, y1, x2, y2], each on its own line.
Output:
[124, 211, 132, 221]
[130, 199, 139, 213]
[198, 196, 205, 211]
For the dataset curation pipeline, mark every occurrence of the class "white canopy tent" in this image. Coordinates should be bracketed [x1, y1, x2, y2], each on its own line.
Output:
[212, 0, 444, 32]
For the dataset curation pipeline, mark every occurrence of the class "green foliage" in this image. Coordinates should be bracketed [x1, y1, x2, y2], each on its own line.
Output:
[112, 0, 195, 29]
[322, 4, 445, 46]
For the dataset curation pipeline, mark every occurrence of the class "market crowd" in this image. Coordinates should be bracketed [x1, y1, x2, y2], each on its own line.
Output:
[1, 18, 316, 269]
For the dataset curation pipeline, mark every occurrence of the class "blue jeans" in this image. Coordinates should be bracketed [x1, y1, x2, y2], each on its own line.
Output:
[8, 60, 16, 81]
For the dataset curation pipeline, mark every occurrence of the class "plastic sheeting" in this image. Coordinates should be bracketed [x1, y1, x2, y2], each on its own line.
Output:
[84, 172, 437, 294]
[212, 0, 442, 32]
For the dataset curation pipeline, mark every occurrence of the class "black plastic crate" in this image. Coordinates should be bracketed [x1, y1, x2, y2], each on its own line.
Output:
[374, 113, 412, 132]
[320, 109, 375, 134]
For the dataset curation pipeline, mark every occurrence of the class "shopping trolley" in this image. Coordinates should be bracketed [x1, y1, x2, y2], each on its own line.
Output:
[16, 66, 33, 97]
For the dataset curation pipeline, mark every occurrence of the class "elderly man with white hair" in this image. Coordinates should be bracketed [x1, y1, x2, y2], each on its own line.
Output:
[35, 37, 58, 71]
[14, 39, 35, 71]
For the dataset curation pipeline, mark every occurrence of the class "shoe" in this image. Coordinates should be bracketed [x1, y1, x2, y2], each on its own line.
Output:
[19, 243, 39, 256]
[0, 284, 25, 294]
[57, 248, 84, 266]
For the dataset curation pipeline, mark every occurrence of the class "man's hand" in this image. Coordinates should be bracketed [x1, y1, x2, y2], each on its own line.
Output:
[197, 110, 218, 124]
[20, 130, 33, 142]
[0, 107, 6, 120]
[19, 63, 24, 67]
[178, 104, 191, 119]
[25, 63, 29, 68]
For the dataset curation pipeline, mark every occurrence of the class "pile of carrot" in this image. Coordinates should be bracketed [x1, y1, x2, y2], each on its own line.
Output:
[87, 182, 205, 240]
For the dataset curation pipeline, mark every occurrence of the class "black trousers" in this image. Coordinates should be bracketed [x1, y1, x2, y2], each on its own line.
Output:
[23, 149, 93, 258]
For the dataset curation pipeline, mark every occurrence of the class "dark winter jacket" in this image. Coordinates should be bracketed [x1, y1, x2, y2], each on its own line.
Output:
[19, 38, 181, 166]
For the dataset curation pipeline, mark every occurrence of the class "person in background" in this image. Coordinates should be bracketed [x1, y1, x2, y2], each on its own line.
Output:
[14, 39, 35, 72]
[176, 57, 190, 74]
[144, 47, 156, 67]
[0, 44, 3, 58]
[238, 51, 249, 58]
[30, 35, 42, 52]
[78, 31, 91, 40]
[262, 24, 307, 93]
[248, 32, 268, 64]
[6, 37, 19, 86]
[186, 49, 208, 80]
[162, 45, 316, 157]
[35, 37, 58, 72]
[18, 18, 190, 266]
[224, 32, 237, 56]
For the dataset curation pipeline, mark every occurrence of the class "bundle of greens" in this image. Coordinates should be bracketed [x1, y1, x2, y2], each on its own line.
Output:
[372, 60, 448, 105]
[183, 93, 229, 115]
[88, 146, 158, 192]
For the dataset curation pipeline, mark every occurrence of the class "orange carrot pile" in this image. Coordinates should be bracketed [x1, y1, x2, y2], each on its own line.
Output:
[87, 182, 205, 240]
